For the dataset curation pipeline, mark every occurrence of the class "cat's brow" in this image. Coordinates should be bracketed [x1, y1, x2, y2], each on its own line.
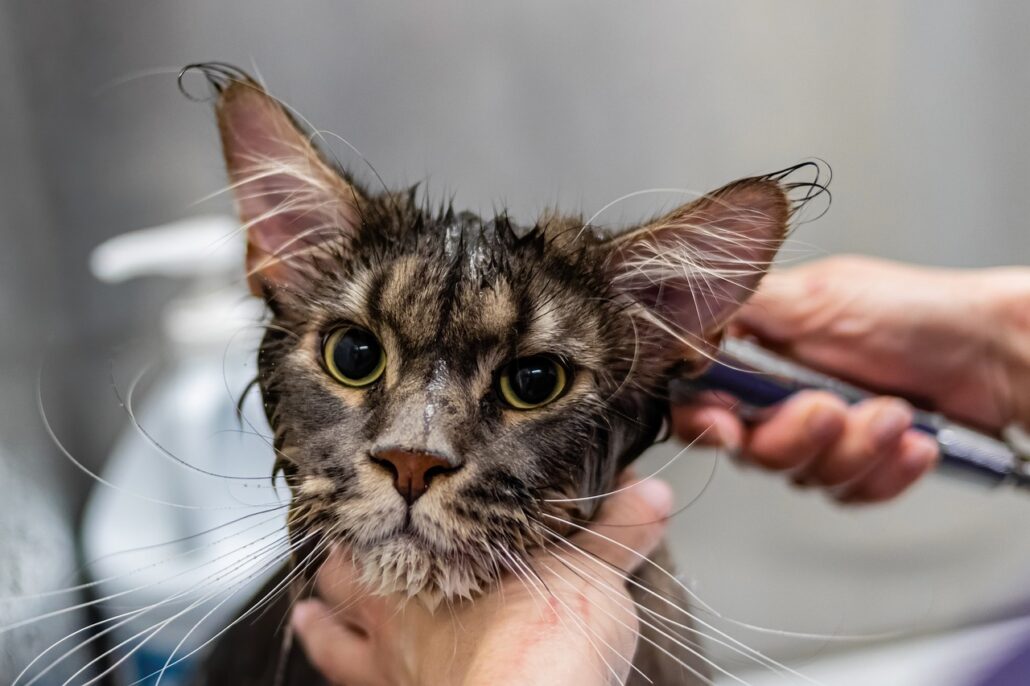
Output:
[517, 291, 601, 365]
[452, 280, 518, 344]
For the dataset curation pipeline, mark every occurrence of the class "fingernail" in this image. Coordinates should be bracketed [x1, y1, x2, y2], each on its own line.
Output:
[692, 410, 729, 446]
[715, 422, 741, 453]
[635, 479, 674, 516]
[806, 405, 843, 444]
[871, 402, 911, 449]
[698, 410, 741, 452]
[902, 437, 939, 475]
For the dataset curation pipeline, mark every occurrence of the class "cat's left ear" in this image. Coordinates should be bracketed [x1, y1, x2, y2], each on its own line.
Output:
[605, 176, 790, 348]
[207, 67, 365, 298]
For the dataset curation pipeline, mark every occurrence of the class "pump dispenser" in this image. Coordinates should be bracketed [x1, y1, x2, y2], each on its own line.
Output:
[81, 216, 286, 685]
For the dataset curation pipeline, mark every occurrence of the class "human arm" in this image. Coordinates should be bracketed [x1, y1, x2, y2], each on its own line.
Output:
[674, 255, 1030, 502]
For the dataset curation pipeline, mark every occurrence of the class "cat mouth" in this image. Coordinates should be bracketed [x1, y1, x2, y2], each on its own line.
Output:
[312, 497, 508, 599]
[347, 529, 494, 601]
[350, 519, 440, 556]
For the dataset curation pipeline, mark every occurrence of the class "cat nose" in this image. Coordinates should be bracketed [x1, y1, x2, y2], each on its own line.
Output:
[370, 448, 461, 505]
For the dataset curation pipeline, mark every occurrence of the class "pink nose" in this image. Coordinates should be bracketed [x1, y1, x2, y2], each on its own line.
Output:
[370, 449, 459, 505]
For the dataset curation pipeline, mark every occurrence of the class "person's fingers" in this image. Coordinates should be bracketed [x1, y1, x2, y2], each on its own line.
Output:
[802, 397, 913, 487]
[292, 599, 382, 686]
[315, 547, 393, 632]
[741, 391, 848, 471]
[839, 430, 939, 503]
[573, 479, 673, 572]
[316, 548, 364, 605]
[671, 403, 744, 451]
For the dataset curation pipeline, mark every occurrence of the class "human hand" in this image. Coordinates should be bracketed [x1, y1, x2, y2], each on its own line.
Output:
[674, 255, 1030, 503]
[291, 477, 673, 686]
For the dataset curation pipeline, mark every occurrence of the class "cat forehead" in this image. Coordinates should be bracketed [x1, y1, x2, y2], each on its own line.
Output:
[330, 217, 608, 362]
[441, 214, 502, 277]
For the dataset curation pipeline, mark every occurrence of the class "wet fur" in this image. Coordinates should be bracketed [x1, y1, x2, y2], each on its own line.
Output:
[188, 64, 806, 685]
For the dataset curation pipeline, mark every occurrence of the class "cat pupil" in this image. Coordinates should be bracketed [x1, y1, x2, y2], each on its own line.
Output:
[510, 357, 559, 404]
[333, 329, 381, 379]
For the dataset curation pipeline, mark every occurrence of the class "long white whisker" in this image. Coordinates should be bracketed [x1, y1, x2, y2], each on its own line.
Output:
[542, 539, 744, 685]
[60, 537, 300, 686]
[4, 507, 286, 603]
[128, 534, 332, 686]
[499, 549, 631, 686]
[21, 531, 298, 686]
[543, 431, 709, 504]
[537, 513, 822, 685]
[36, 369, 276, 512]
[2, 524, 291, 634]
[118, 363, 274, 482]
[154, 539, 311, 686]
[542, 549, 717, 686]
[538, 526, 787, 677]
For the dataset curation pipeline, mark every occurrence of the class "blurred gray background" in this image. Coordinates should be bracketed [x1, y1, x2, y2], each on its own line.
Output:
[1, 1, 1028, 684]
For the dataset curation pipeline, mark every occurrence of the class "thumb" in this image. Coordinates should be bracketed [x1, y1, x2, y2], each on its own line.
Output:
[733, 269, 811, 344]
[292, 599, 380, 686]
[572, 479, 673, 572]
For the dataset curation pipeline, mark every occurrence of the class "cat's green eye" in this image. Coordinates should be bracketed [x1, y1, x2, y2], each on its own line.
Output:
[323, 327, 386, 387]
[498, 356, 569, 410]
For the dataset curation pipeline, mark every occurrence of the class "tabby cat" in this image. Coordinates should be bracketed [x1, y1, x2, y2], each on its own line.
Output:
[190, 63, 811, 686]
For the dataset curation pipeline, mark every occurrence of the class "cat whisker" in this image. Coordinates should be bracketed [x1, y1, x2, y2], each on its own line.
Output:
[600, 311, 642, 404]
[20, 531, 300, 686]
[238, 534, 331, 623]
[38, 367, 279, 512]
[62, 539, 300, 686]
[219, 325, 308, 473]
[542, 431, 708, 504]
[209, 427, 275, 440]
[569, 453, 720, 529]
[263, 538, 334, 637]
[577, 187, 704, 240]
[536, 524, 778, 677]
[539, 546, 719, 686]
[154, 541, 311, 686]
[498, 548, 634, 686]
[3, 525, 292, 635]
[535, 515, 823, 684]
[5, 506, 287, 603]
[312, 129, 393, 199]
[91, 66, 187, 96]
[539, 534, 751, 685]
[125, 531, 328, 686]
[117, 362, 277, 482]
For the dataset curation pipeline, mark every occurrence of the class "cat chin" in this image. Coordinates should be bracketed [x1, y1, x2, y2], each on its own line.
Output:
[353, 535, 491, 610]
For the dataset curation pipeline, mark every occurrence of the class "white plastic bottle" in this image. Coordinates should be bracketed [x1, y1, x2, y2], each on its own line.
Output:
[81, 216, 287, 686]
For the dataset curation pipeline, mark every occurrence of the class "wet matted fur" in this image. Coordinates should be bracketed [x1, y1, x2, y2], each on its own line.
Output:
[185, 63, 823, 685]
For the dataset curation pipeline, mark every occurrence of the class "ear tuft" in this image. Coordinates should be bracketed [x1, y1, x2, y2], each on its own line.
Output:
[179, 62, 253, 102]
[607, 176, 791, 350]
[209, 67, 364, 298]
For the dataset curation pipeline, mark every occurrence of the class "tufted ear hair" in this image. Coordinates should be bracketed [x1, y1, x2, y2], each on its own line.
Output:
[202, 65, 364, 299]
[605, 176, 791, 352]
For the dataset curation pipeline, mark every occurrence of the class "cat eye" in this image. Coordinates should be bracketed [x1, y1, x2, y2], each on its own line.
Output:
[323, 326, 387, 387]
[497, 355, 569, 410]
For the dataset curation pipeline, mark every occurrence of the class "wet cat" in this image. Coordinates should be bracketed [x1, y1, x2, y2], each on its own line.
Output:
[189, 63, 812, 685]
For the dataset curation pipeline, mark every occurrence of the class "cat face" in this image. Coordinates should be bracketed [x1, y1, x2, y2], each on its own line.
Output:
[257, 209, 661, 601]
[203, 65, 793, 603]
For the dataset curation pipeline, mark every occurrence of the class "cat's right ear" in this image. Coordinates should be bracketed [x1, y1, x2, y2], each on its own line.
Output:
[206, 67, 364, 298]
